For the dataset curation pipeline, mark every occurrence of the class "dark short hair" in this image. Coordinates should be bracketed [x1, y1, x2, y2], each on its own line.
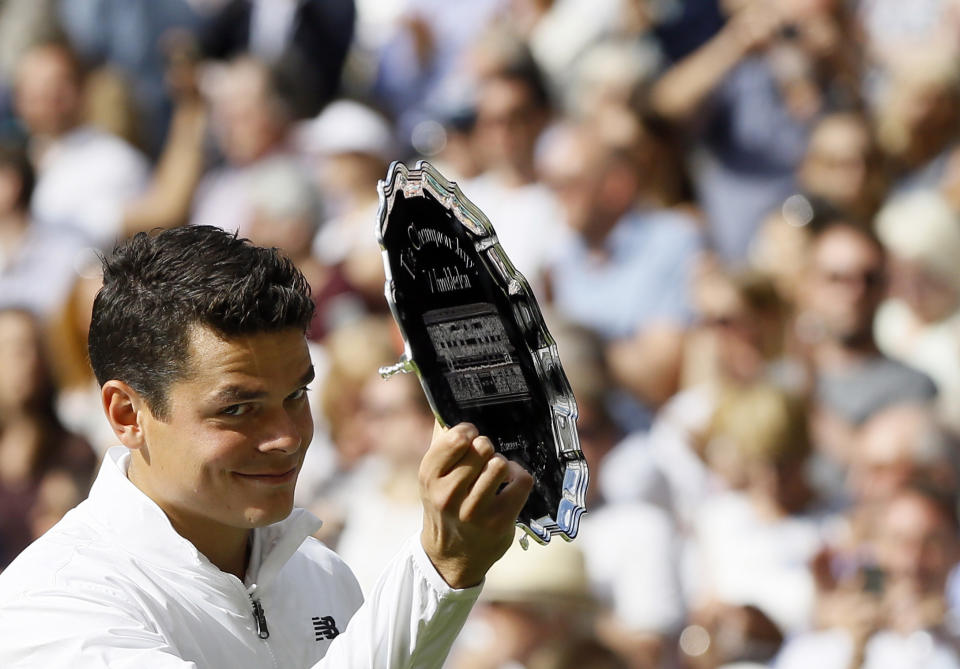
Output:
[88, 226, 314, 418]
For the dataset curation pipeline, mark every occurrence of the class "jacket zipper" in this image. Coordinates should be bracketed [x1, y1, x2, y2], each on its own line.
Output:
[249, 595, 270, 639]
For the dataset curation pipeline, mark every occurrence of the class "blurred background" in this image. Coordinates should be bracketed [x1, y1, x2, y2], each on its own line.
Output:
[3, 0, 960, 667]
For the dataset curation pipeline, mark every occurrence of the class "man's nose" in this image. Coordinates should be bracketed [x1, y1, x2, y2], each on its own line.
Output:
[259, 407, 304, 454]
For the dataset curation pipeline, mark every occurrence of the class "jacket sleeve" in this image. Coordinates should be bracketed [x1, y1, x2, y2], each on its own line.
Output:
[314, 535, 481, 669]
[0, 588, 197, 669]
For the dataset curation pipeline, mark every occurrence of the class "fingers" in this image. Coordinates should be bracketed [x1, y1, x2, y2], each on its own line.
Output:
[421, 422, 478, 478]
[460, 457, 533, 523]
[426, 434, 498, 512]
[420, 425, 533, 522]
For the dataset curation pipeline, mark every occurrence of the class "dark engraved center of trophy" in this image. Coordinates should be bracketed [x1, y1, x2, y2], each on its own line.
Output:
[382, 191, 563, 525]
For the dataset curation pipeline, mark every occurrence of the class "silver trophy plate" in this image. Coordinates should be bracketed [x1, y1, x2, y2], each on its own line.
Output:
[375, 160, 588, 544]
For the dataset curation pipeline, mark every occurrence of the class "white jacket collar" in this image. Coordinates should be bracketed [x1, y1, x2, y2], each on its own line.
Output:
[87, 447, 323, 591]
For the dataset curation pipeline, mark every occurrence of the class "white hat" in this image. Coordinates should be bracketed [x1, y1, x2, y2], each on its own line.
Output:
[295, 100, 395, 162]
[875, 190, 960, 288]
[482, 532, 594, 608]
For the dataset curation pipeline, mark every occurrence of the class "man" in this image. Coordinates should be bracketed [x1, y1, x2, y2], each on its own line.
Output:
[15, 41, 150, 248]
[462, 57, 570, 299]
[776, 487, 960, 669]
[0, 225, 533, 667]
[539, 121, 702, 424]
[797, 220, 937, 463]
[15, 40, 208, 248]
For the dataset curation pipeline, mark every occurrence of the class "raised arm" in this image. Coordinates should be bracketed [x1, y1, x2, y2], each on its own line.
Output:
[650, 3, 784, 123]
[314, 423, 533, 668]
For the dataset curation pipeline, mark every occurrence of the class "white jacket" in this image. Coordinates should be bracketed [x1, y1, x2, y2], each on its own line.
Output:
[0, 448, 480, 668]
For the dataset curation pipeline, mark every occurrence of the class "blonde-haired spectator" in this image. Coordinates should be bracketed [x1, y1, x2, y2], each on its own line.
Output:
[689, 383, 829, 636]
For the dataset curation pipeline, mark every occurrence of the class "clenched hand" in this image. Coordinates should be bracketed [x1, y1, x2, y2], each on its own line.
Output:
[419, 422, 534, 589]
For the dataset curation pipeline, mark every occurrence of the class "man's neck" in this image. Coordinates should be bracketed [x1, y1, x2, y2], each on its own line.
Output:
[127, 459, 251, 580]
[491, 162, 536, 189]
[812, 334, 880, 371]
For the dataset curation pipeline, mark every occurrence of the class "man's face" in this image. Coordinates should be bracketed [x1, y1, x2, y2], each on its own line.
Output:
[130, 325, 314, 539]
[210, 60, 286, 166]
[14, 46, 82, 137]
[539, 128, 602, 236]
[803, 227, 886, 344]
[474, 77, 545, 174]
[876, 493, 960, 598]
[800, 116, 871, 210]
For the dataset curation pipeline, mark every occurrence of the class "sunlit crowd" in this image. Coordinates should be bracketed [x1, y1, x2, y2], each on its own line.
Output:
[3, 1, 960, 668]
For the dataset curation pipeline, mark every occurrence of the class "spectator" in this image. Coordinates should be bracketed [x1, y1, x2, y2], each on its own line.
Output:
[245, 157, 364, 340]
[332, 369, 435, 595]
[689, 383, 827, 635]
[795, 111, 888, 224]
[553, 320, 684, 666]
[679, 602, 783, 669]
[294, 315, 397, 545]
[191, 55, 297, 234]
[15, 40, 208, 248]
[0, 141, 87, 318]
[651, 0, 858, 262]
[298, 99, 395, 311]
[874, 190, 960, 435]
[201, 0, 355, 118]
[539, 121, 702, 421]
[0, 307, 96, 568]
[777, 487, 960, 669]
[449, 535, 603, 669]
[463, 51, 569, 299]
[602, 269, 793, 530]
[795, 220, 937, 464]
[840, 404, 957, 555]
[14, 41, 149, 247]
[57, 0, 209, 156]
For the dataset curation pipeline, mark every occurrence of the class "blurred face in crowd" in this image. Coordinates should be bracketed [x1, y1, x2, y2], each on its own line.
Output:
[539, 125, 637, 241]
[474, 75, 546, 178]
[849, 406, 937, 506]
[0, 310, 46, 413]
[887, 256, 960, 325]
[799, 114, 874, 213]
[875, 491, 960, 598]
[14, 45, 83, 138]
[802, 225, 886, 345]
[358, 373, 433, 468]
[125, 326, 315, 545]
[210, 59, 288, 166]
[696, 277, 766, 382]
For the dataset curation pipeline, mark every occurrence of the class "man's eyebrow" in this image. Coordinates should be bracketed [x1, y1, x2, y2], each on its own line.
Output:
[211, 385, 268, 404]
[210, 365, 314, 404]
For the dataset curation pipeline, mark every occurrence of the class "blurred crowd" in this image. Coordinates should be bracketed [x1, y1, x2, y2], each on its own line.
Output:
[3, 0, 960, 667]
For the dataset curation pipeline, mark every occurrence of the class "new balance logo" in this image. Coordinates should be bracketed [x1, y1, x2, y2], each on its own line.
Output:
[312, 615, 340, 641]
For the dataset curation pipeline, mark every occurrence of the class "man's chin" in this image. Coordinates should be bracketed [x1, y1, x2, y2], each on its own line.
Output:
[243, 501, 296, 528]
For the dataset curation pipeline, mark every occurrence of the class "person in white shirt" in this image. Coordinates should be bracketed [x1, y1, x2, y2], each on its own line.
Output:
[775, 486, 960, 669]
[14, 42, 149, 248]
[0, 225, 533, 668]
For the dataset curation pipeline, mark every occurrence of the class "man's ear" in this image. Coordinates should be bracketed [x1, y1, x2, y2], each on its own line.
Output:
[101, 380, 150, 450]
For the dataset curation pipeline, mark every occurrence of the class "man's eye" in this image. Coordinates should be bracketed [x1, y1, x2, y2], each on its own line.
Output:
[221, 404, 252, 417]
[288, 386, 311, 401]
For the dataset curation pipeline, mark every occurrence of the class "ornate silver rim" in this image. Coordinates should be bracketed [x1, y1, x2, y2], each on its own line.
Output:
[375, 160, 588, 544]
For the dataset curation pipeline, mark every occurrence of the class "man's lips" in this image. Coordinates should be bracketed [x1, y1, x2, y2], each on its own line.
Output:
[233, 467, 298, 484]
